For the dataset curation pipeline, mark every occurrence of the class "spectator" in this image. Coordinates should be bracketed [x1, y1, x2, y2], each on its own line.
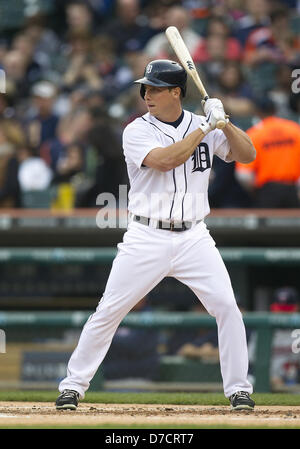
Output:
[208, 0, 245, 22]
[44, 99, 124, 207]
[80, 105, 126, 205]
[62, 31, 102, 91]
[22, 13, 62, 73]
[26, 81, 59, 150]
[177, 331, 219, 362]
[193, 16, 243, 64]
[17, 146, 53, 193]
[235, 97, 300, 208]
[2, 50, 36, 101]
[65, 0, 97, 36]
[233, 0, 271, 47]
[53, 142, 84, 184]
[109, 52, 151, 123]
[40, 114, 74, 173]
[0, 119, 24, 208]
[191, 16, 244, 93]
[41, 105, 93, 172]
[243, 7, 300, 96]
[11, 33, 37, 63]
[51, 142, 91, 209]
[102, 0, 156, 55]
[144, 5, 202, 59]
[112, 86, 148, 127]
[84, 0, 115, 24]
[0, 92, 15, 120]
[175, 300, 252, 363]
[10, 32, 44, 86]
[83, 88, 106, 111]
[175, 305, 220, 363]
[90, 35, 132, 101]
[243, 7, 300, 68]
[212, 61, 256, 121]
[143, 0, 176, 32]
[194, 33, 231, 89]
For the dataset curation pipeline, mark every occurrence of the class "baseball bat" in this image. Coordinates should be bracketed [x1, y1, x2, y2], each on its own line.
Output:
[165, 26, 226, 129]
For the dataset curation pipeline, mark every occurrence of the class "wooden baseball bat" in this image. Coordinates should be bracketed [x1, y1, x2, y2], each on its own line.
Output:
[165, 26, 226, 129]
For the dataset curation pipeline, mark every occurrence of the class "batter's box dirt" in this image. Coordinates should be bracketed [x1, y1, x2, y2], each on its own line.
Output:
[0, 403, 300, 427]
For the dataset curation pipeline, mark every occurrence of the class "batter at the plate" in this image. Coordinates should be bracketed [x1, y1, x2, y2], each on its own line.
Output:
[56, 59, 256, 411]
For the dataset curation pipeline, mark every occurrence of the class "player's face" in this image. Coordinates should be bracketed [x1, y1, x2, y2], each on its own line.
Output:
[144, 85, 182, 121]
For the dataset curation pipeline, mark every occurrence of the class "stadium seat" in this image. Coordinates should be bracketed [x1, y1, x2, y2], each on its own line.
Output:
[21, 188, 55, 209]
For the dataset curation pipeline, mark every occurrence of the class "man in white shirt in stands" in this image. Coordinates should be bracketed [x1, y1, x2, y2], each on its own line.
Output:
[55, 59, 256, 411]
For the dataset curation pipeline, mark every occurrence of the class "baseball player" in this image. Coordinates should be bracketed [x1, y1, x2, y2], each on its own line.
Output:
[55, 59, 256, 411]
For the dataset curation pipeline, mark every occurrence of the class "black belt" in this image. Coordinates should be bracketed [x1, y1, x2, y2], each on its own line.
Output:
[133, 215, 200, 232]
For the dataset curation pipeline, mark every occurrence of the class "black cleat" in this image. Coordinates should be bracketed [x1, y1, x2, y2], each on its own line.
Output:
[55, 389, 79, 410]
[229, 391, 255, 411]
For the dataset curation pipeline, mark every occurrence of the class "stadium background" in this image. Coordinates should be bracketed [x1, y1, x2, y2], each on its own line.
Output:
[0, 0, 300, 400]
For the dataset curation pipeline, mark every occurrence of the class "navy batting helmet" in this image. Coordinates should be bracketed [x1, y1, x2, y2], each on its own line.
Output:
[134, 59, 187, 99]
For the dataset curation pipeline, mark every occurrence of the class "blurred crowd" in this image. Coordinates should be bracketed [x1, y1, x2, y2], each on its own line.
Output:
[0, 0, 300, 209]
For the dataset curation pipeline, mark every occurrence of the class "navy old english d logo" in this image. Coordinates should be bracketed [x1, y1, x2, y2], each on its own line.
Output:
[146, 63, 152, 74]
[192, 143, 210, 172]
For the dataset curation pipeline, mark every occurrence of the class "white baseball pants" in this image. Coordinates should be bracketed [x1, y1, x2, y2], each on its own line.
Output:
[59, 220, 253, 398]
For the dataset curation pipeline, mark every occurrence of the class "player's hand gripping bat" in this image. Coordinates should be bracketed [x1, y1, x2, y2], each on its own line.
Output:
[165, 26, 227, 129]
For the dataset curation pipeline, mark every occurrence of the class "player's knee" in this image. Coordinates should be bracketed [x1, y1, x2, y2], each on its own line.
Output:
[211, 293, 240, 318]
[95, 294, 134, 325]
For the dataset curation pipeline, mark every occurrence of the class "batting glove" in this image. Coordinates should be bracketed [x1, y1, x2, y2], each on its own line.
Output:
[202, 98, 229, 130]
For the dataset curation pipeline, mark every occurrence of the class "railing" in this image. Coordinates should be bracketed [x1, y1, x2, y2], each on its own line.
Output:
[1, 247, 300, 264]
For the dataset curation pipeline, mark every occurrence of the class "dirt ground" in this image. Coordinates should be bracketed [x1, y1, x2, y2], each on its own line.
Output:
[0, 402, 300, 428]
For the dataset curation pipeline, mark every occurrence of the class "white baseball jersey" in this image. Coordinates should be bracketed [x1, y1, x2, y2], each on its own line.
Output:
[122, 110, 231, 222]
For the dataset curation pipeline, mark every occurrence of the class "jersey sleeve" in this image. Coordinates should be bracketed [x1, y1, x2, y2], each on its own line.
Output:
[212, 129, 232, 162]
[122, 120, 162, 169]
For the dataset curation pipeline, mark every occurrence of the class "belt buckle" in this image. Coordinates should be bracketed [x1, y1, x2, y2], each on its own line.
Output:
[170, 221, 175, 231]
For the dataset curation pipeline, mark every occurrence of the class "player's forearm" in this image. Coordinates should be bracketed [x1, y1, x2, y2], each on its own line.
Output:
[144, 128, 206, 171]
[223, 122, 256, 163]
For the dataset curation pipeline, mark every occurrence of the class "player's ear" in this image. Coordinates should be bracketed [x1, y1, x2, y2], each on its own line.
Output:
[171, 87, 181, 99]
